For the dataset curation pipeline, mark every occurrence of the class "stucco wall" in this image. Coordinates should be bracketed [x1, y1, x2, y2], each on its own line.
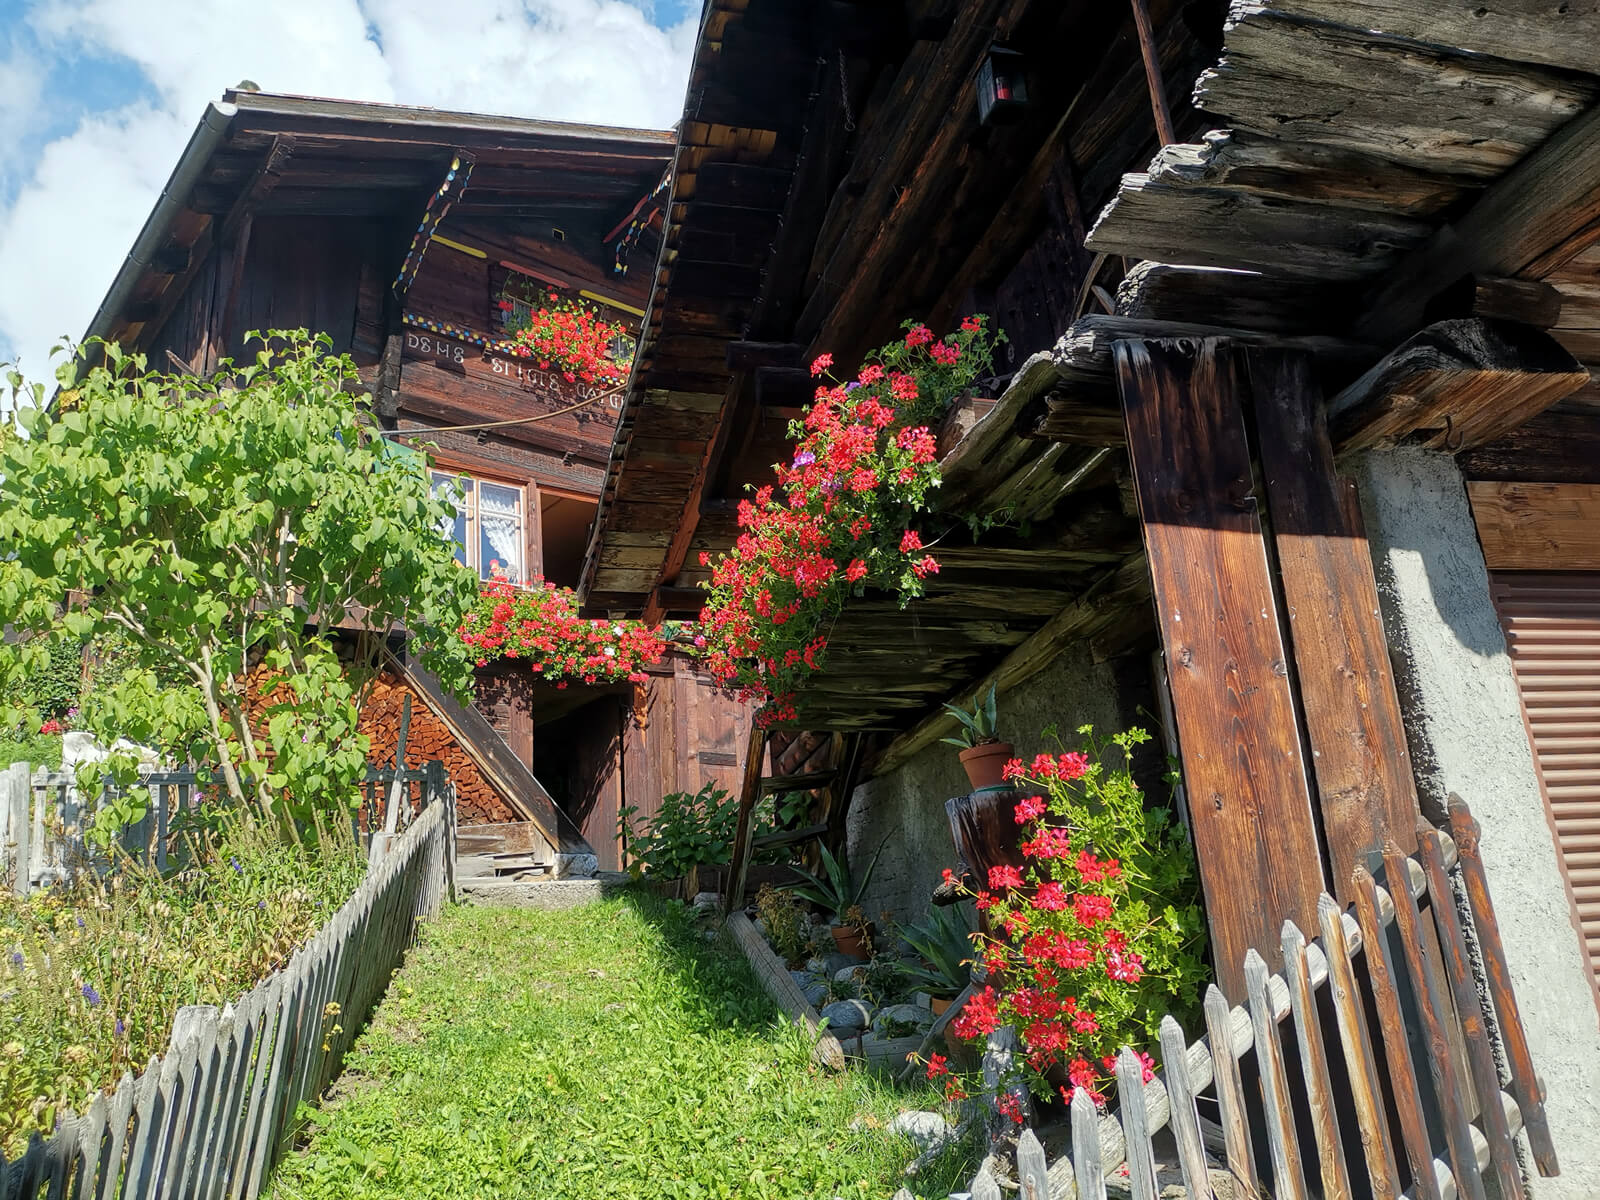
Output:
[1350, 446, 1600, 1196]
[844, 644, 1149, 927]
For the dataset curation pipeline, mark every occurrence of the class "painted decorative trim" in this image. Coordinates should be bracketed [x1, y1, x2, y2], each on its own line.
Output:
[392, 152, 475, 295]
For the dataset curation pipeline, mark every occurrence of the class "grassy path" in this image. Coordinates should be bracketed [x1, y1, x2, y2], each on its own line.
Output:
[268, 893, 973, 1200]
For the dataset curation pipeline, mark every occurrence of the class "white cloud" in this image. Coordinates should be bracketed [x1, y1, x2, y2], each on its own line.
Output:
[0, 0, 693, 387]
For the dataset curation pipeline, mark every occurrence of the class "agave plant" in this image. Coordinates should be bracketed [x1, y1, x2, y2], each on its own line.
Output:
[939, 682, 999, 749]
[895, 905, 976, 998]
[789, 840, 887, 925]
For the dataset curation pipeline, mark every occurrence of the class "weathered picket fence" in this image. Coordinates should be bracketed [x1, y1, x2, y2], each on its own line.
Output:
[0, 784, 457, 1198]
[950, 797, 1556, 1200]
[0, 760, 447, 893]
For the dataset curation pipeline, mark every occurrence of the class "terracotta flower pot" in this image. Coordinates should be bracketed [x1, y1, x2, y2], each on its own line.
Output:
[929, 994, 954, 1018]
[830, 924, 871, 960]
[958, 740, 1014, 791]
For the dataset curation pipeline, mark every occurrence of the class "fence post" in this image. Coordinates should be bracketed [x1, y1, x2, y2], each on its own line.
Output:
[5, 762, 30, 895]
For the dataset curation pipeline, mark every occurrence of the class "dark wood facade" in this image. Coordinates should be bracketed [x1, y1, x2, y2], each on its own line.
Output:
[581, 0, 1600, 996]
[83, 92, 759, 853]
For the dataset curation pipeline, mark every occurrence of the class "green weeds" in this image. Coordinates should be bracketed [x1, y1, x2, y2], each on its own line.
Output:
[269, 894, 975, 1199]
[0, 819, 362, 1152]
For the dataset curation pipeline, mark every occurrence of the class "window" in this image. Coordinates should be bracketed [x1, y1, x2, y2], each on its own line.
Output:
[431, 470, 529, 582]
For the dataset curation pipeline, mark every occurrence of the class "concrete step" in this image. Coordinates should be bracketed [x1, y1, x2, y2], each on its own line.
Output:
[458, 873, 632, 911]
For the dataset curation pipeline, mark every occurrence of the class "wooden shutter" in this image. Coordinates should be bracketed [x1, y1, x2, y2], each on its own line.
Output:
[1492, 571, 1600, 994]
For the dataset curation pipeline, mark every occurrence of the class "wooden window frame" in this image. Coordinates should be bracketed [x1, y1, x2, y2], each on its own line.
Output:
[429, 456, 543, 584]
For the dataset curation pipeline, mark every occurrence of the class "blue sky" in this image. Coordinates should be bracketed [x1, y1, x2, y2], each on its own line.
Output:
[0, 0, 697, 385]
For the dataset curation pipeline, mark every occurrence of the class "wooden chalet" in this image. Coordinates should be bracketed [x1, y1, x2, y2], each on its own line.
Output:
[583, 0, 1600, 1184]
[83, 89, 753, 871]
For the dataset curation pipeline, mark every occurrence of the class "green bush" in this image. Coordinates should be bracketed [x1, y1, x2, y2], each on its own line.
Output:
[618, 782, 738, 879]
[0, 731, 63, 771]
[0, 819, 363, 1153]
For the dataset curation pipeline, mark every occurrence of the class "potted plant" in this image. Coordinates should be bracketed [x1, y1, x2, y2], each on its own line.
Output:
[789, 842, 887, 960]
[941, 683, 1013, 791]
[895, 905, 975, 1016]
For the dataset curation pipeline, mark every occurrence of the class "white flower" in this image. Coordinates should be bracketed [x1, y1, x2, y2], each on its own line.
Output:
[604, 647, 617, 657]
[613, 624, 625, 635]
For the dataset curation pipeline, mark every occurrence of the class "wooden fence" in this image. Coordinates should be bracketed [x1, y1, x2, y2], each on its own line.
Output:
[0, 783, 457, 1198]
[942, 798, 1557, 1200]
[1, 760, 447, 893]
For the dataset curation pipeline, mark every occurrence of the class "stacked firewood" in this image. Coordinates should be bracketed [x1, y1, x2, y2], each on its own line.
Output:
[241, 668, 515, 825]
[359, 674, 515, 825]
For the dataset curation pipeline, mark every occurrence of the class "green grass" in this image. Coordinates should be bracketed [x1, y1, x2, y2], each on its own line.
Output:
[0, 731, 62, 770]
[269, 894, 975, 1200]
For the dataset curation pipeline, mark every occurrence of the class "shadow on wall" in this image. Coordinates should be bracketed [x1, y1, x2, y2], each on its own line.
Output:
[844, 642, 1156, 931]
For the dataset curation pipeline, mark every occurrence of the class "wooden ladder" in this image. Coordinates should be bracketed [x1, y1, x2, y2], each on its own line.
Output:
[721, 728, 867, 914]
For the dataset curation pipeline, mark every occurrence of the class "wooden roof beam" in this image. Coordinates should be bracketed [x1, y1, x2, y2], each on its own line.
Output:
[1355, 98, 1600, 344]
[1329, 318, 1590, 452]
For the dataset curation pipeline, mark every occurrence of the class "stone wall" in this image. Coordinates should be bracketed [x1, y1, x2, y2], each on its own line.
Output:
[1349, 446, 1600, 1198]
[843, 644, 1151, 928]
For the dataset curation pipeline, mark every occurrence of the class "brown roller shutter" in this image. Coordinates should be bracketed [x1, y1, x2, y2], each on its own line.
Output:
[1491, 571, 1600, 997]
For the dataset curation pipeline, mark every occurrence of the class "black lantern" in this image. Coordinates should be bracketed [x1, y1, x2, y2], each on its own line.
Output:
[977, 46, 1028, 126]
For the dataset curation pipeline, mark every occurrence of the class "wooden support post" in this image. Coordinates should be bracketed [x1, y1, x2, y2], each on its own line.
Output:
[1115, 337, 1325, 995]
[1249, 350, 1420, 890]
[1127, 0, 1177, 147]
[722, 722, 769, 915]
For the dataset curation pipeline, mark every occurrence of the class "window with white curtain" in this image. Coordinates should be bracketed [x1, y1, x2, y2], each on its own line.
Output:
[431, 470, 527, 582]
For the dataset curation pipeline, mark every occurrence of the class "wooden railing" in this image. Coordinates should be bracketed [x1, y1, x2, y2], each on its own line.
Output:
[0, 785, 457, 1198]
[947, 798, 1557, 1200]
[1, 760, 447, 893]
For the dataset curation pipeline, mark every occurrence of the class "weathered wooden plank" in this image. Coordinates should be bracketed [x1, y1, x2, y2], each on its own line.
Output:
[1244, 950, 1310, 1200]
[1147, 128, 1466, 217]
[1381, 844, 1486, 1200]
[1281, 922, 1355, 1200]
[1157, 1016, 1214, 1200]
[71, 1092, 107, 1200]
[1202, 984, 1259, 1196]
[93, 1073, 135, 1200]
[1116, 262, 1345, 335]
[1072, 1089, 1110, 1200]
[1317, 893, 1403, 1200]
[1251, 0, 1600, 76]
[1117, 337, 1325, 992]
[1057, 315, 1370, 393]
[1356, 99, 1600, 343]
[1197, 6, 1594, 178]
[1447, 798, 1559, 1175]
[1416, 827, 1524, 1199]
[724, 913, 845, 1070]
[1329, 319, 1589, 452]
[1352, 867, 1444, 1200]
[1087, 174, 1431, 281]
[1466, 481, 1600, 571]
[1250, 349, 1419, 890]
[1016, 1127, 1050, 1200]
[1116, 1047, 1161, 1200]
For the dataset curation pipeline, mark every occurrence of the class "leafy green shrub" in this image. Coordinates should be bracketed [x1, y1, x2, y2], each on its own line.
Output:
[0, 636, 84, 722]
[0, 332, 477, 832]
[0, 819, 363, 1153]
[618, 782, 736, 879]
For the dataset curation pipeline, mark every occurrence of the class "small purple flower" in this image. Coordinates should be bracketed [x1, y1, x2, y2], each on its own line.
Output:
[230, 857, 242, 874]
[81, 983, 101, 1007]
[115, 1018, 125, 1037]
[791, 450, 816, 469]
[845, 380, 861, 391]
[9, 951, 21, 968]
[76, 915, 85, 929]
[258, 900, 267, 909]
